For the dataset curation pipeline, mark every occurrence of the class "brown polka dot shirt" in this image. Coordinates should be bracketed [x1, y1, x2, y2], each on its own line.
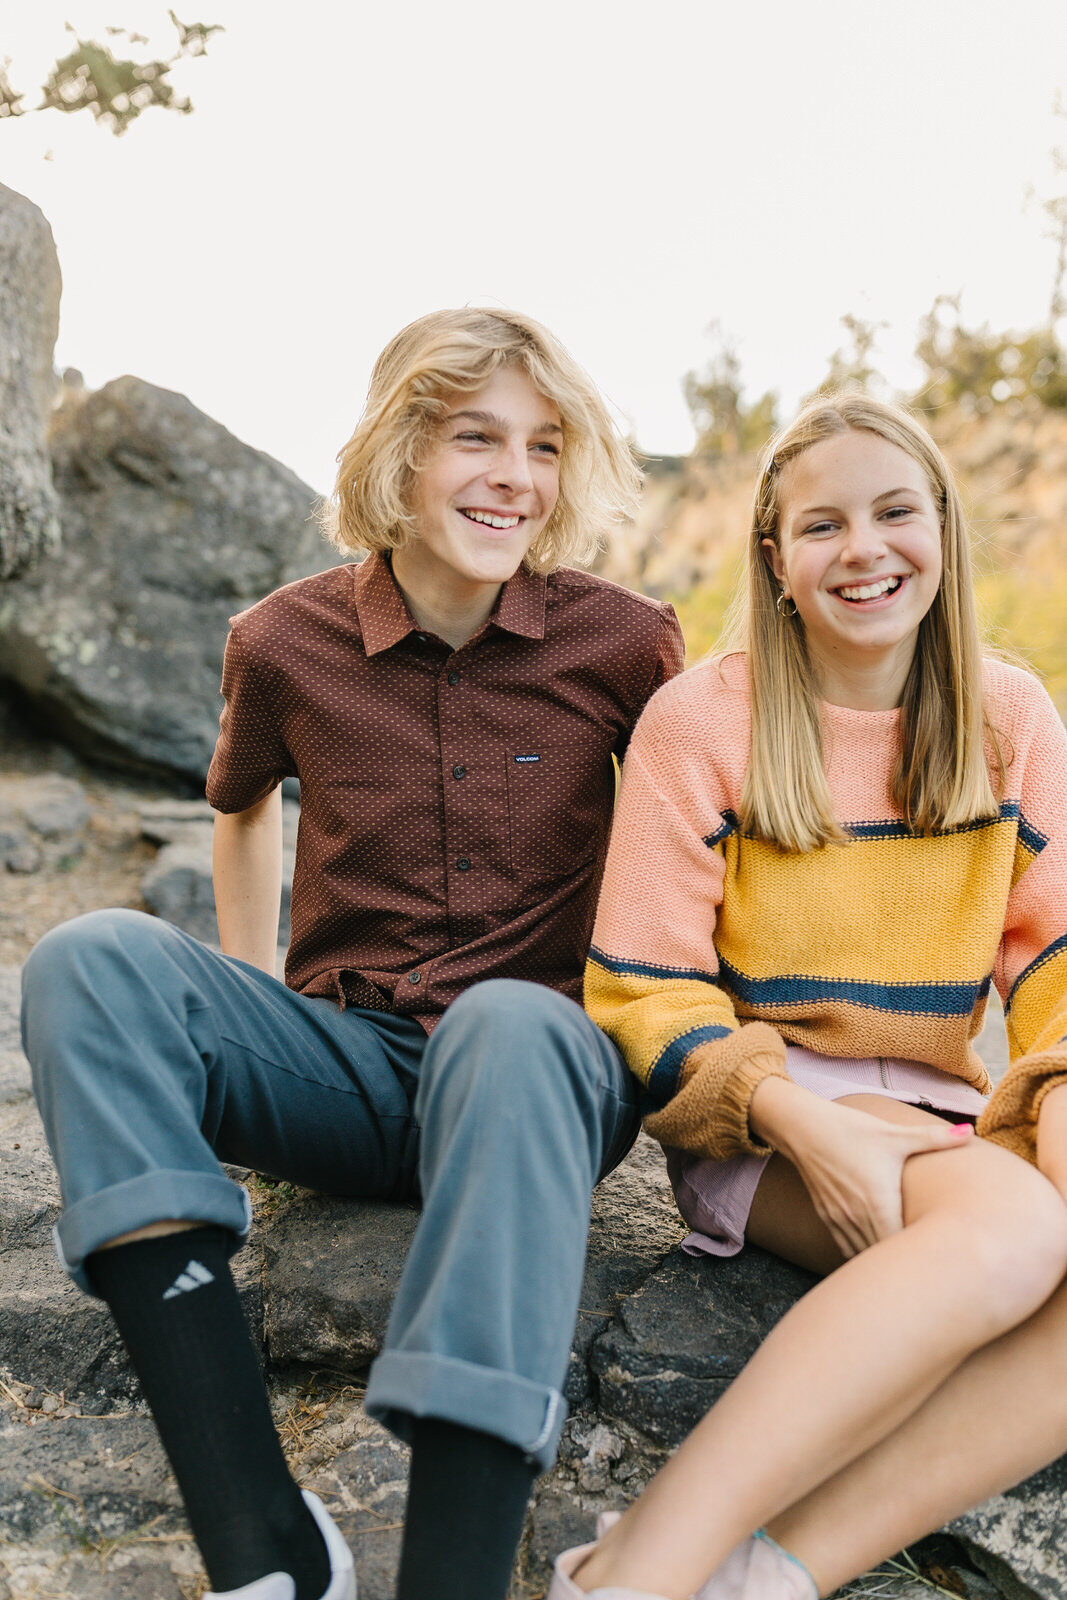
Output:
[206, 552, 684, 1030]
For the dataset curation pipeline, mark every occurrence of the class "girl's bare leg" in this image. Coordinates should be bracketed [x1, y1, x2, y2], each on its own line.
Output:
[574, 1098, 1067, 1600]
[766, 1269, 1067, 1593]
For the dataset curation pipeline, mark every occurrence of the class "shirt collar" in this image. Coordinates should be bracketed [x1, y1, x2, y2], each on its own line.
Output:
[352, 551, 547, 656]
[351, 552, 418, 656]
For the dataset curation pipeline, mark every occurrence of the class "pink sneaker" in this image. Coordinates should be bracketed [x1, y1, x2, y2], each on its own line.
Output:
[694, 1531, 817, 1600]
[549, 1518, 817, 1600]
[548, 1511, 673, 1600]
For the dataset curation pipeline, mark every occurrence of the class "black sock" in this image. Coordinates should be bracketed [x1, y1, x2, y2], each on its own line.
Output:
[396, 1418, 537, 1600]
[88, 1227, 330, 1600]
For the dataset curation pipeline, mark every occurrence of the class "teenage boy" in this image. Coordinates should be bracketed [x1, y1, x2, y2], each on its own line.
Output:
[23, 308, 684, 1600]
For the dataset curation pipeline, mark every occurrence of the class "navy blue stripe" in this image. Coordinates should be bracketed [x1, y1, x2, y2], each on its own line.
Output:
[647, 1024, 732, 1103]
[587, 947, 718, 986]
[1017, 812, 1050, 857]
[703, 809, 739, 849]
[846, 802, 1019, 842]
[719, 957, 991, 1017]
[1005, 932, 1067, 1016]
[704, 800, 1039, 848]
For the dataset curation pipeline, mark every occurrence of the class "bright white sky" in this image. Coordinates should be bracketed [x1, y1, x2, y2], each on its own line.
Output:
[3, 1, 1067, 493]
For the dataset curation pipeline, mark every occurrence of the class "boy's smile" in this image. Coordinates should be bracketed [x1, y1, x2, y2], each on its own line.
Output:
[394, 366, 562, 616]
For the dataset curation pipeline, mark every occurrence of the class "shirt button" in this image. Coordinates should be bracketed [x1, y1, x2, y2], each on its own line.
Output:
[457, 857, 471, 871]
[452, 765, 467, 780]
[408, 971, 422, 985]
[447, 671, 460, 686]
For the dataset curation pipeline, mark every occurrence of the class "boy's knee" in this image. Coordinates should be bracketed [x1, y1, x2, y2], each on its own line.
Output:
[24, 908, 164, 994]
[419, 980, 611, 1137]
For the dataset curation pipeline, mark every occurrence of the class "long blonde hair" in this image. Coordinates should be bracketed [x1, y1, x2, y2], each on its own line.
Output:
[319, 307, 642, 573]
[730, 393, 1000, 852]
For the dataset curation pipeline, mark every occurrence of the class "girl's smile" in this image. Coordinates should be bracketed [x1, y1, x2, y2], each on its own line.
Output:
[763, 430, 944, 709]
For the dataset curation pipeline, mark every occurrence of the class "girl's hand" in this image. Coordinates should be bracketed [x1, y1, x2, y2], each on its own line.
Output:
[750, 1078, 973, 1258]
[1036, 1080, 1067, 1204]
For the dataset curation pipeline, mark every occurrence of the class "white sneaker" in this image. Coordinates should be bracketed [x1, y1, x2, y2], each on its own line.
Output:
[204, 1490, 357, 1600]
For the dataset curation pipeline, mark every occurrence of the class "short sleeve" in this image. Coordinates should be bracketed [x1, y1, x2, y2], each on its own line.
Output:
[205, 622, 296, 813]
[649, 604, 686, 697]
[614, 603, 686, 760]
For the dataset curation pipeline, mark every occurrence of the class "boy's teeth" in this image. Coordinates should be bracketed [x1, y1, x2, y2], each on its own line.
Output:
[465, 511, 520, 529]
[838, 576, 901, 601]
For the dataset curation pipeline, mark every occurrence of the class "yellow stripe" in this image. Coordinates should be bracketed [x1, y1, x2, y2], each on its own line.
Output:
[1008, 948, 1067, 1056]
[717, 824, 1015, 988]
[584, 960, 736, 1087]
[1012, 837, 1041, 887]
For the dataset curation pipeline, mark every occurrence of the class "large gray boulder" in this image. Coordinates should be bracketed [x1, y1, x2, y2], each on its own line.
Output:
[0, 376, 336, 782]
[0, 185, 61, 580]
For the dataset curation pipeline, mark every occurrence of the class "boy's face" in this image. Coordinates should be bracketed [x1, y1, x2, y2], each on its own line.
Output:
[405, 366, 562, 592]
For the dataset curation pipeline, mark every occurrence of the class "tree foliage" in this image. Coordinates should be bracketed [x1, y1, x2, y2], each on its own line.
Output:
[683, 324, 778, 458]
[0, 13, 222, 136]
[806, 313, 888, 403]
[912, 295, 1067, 414]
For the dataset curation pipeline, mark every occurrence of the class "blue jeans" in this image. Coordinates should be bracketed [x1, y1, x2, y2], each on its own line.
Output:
[21, 909, 638, 1469]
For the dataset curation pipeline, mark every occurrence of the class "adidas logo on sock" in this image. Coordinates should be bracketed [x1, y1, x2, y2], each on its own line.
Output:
[162, 1259, 216, 1300]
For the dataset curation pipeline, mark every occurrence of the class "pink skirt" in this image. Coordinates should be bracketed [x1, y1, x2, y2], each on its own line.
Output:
[667, 1045, 990, 1258]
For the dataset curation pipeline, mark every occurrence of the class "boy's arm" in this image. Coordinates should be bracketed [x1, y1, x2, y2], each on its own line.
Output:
[212, 786, 283, 976]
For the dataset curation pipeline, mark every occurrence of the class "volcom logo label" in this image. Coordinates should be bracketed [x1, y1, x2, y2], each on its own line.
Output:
[514, 753, 541, 763]
[162, 1259, 216, 1300]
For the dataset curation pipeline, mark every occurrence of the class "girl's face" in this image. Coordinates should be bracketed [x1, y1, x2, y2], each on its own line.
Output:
[763, 429, 944, 708]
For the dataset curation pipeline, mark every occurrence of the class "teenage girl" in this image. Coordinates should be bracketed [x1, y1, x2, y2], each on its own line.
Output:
[551, 393, 1067, 1600]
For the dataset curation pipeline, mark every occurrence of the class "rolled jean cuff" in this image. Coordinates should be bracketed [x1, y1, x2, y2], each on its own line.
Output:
[55, 1170, 253, 1294]
[365, 1350, 568, 1473]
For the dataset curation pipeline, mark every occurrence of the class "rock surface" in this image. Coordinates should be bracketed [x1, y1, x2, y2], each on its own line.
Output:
[950, 1457, 1067, 1600]
[0, 185, 61, 581]
[139, 795, 298, 948]
[0, 377, 336, 782]
[0, 963, 1055, 1599]
[0, 775, 90, 876]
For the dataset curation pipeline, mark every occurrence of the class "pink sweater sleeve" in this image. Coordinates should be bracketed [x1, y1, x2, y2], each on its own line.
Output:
[585, 674, 787, 1159]
[979, 676, 1067, 1161]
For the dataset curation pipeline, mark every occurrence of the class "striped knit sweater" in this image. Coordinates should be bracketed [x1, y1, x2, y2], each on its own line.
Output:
[585, 653, 1067, 1166]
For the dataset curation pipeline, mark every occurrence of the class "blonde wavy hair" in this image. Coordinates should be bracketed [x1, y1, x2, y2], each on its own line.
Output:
[319, 308, 642, 573]
[724, 393, 1002, 852]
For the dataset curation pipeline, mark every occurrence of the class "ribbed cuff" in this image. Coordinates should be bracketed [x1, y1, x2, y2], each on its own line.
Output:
[977, 1056, 1067, 1166]
[365, 1350, 567, 1473]
[54, 1171, 252, 1295]
[642, 1023, 787, 1160]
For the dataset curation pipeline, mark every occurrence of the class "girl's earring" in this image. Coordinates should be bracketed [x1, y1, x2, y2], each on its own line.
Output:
[776, 590, 797, 618]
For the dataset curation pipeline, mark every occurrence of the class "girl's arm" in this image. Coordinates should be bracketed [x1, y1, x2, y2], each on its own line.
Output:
[586, 723, 790, 1162]
[212, 786, 284, 976]
[1037, 1080, 1067, 1199]
[978, 678, 1067, 1162]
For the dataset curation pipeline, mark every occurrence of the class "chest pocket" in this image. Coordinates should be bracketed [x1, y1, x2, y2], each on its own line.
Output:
[506, 740, 614, 890]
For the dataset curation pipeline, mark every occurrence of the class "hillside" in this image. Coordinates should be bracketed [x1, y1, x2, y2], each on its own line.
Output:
[597, 400, 1067, 714]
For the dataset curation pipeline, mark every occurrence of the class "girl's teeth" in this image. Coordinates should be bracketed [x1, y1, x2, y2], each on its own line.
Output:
[838, 576, 902, 601]
[465, 511, 520, 529]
